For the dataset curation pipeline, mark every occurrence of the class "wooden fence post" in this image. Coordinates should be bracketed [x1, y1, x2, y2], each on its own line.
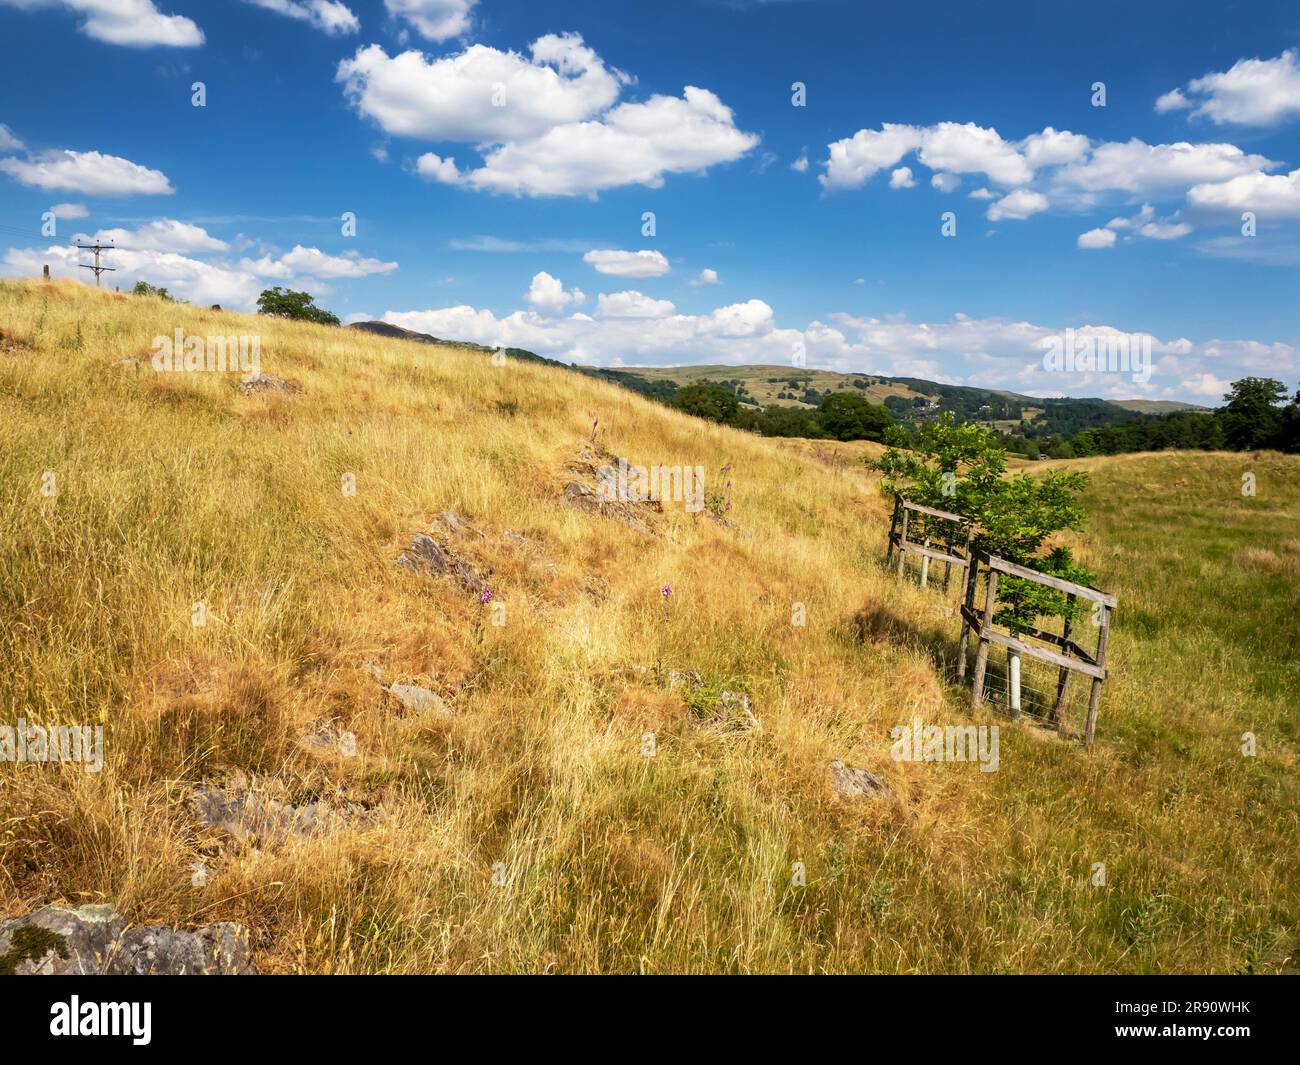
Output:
[949, 522, 973, 593]
[970, 568, 998, 710]
[886, 495, 900, 567]
[957, 553, 979, 680]
[896, 505, 910, 578]
[1084, 605, 1111, 748]
[1052, 593, 1076, 726]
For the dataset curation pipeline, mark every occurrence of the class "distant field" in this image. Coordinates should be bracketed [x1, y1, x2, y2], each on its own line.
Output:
[621, 363, 922, 408]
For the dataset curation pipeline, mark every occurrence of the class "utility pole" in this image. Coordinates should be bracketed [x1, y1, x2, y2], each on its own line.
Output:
[74, 240, 116, 286]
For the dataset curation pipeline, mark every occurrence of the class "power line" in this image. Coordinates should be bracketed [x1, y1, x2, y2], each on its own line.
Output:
[0, 222, 43, 240]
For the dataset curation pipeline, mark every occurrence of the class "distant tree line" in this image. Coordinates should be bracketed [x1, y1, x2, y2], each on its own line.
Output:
[669, 381, 894, 441]
[1032, 379, 1299, 457]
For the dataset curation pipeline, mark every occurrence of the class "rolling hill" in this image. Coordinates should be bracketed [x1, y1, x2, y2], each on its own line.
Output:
[1, 279, 1294, 974]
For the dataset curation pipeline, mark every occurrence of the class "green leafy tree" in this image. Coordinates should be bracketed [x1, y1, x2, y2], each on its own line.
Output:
[1279, 382, 1300, 454]
[975, 468, 1094, 633]
[674, 382, 739, 424]
[1218, 377, 1287, 450]
[256, 287, 341, 326]
[132, 281, 174, 301]
[873, 414, 1008, 518]
[873, 413, 1095, 632]
[817, 392, 894, 441]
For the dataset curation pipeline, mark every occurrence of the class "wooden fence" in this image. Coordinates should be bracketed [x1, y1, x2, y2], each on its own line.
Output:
[956, 548, 1116, 747]
[886, 495, 974, 592]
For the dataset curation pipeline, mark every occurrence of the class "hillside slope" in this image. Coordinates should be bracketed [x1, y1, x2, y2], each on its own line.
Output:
[0, 279, 1295, 974]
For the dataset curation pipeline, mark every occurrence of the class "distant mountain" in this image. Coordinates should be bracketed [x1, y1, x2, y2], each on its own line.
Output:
[348, 320, 445, 344]
[348, 321, 571, 370]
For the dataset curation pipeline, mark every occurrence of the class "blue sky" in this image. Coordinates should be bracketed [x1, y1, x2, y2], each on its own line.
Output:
[1, 0, 1298, 401]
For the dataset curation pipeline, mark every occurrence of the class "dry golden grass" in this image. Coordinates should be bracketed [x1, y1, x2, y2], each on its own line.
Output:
[0, 278, 1295, 973]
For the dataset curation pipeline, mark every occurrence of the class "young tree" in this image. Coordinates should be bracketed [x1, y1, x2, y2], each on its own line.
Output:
[873, 413, 1096, 633]
[873, 414, 1008, 518]
[256, 287, 341, 326]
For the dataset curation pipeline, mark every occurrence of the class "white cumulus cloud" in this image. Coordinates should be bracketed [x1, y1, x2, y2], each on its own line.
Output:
[242, 244, 398, 279]
[0, 148, 174, 196]
[889, 166, 915, 189]
[526, 270, 584, 313]
[583, 249, 669, 278]
[243, 0, 359, 35]
[1188, 167, 1300, 220]
[338, 34, 757, 197]
[1054, 139, 1273, 195]
[1077, 228, 1116, 249]
[384, 0, 476, 42]
[83, 219, 229, 252]
[1157, 50, 1300, 126]
[822, 122, 1043, 191]
[338, 35, 626, 143]
[0, 0, 203, 47]
[596, 290, 675, 318]
[416, 152, 460, 184]
[987, 189, 1048, 221]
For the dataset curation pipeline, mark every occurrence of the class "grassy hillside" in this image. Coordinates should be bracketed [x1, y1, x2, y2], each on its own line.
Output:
[0, 279, 1295, 974]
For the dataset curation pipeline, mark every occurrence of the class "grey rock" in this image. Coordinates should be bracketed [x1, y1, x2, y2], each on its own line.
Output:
[192, 775, 378, 844]
[665, 668, 705, 689]
[719, 691, 763, 732]
[439, 510, 471, 534]
[387, 683, 451, 718]
[397, 533, 449, 575]
[0, 904, 254, 975]
[562, 480, 653, 535]
[237, 373, 301, 395]
[116, 921, 255, 975]
[828, 760, 893, 799]
[396, 531, 489, 596]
